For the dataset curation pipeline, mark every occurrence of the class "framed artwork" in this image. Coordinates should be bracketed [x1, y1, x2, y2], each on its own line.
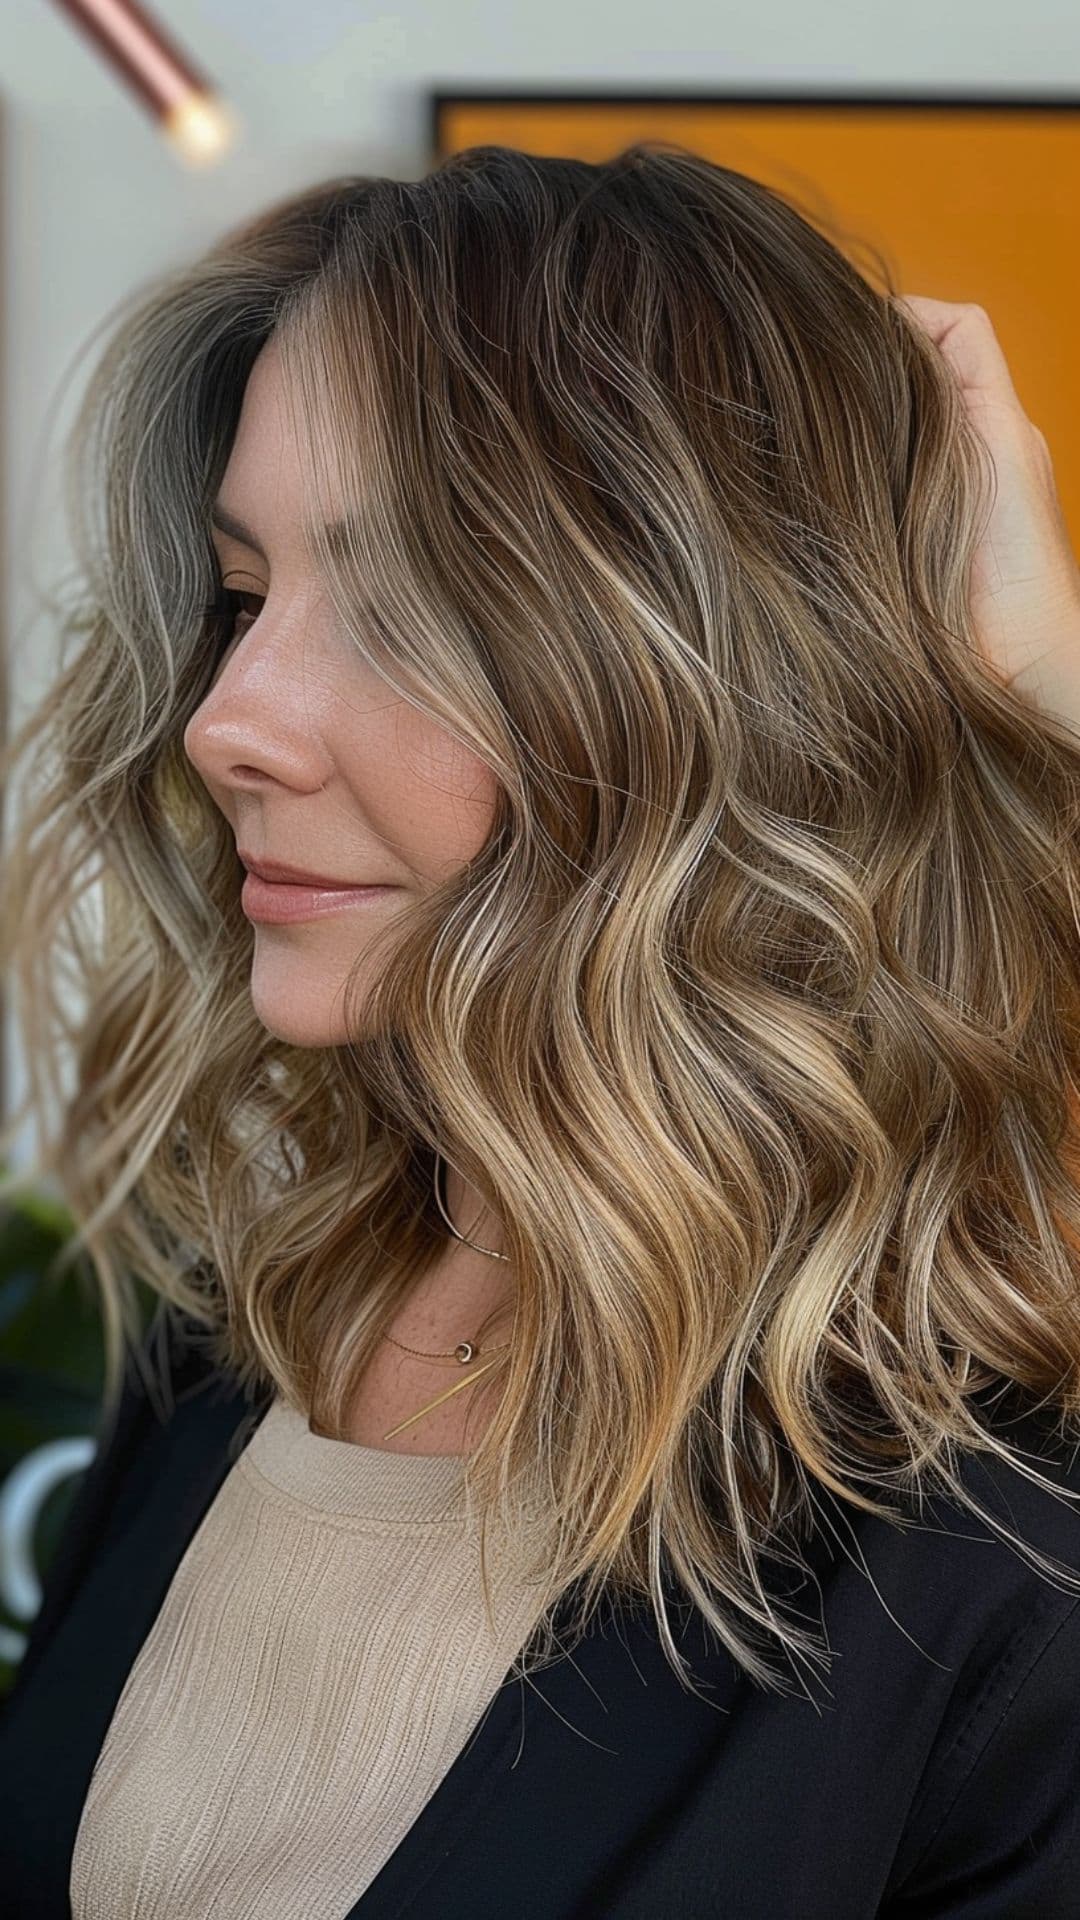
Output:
[432, 88, 1080, 553]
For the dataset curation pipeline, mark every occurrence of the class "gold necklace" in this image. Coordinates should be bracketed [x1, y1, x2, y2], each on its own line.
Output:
[378, 1153, 513, 1441]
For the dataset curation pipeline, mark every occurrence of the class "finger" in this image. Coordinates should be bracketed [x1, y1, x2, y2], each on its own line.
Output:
[892, 295, 1023, 408]
[890, 292, 959, 342]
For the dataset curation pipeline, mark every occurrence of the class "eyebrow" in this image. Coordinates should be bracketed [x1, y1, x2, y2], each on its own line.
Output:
[209, 501, 359, 565]
[209, 502, 268, 560]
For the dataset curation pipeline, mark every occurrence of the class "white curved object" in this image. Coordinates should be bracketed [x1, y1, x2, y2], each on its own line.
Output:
[0, 1436, 97, 1661]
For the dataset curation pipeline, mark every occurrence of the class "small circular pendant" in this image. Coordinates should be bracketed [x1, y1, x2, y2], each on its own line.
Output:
[455, 1341, 475, 1364]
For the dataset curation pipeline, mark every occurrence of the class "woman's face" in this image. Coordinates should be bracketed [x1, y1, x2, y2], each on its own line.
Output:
[183, 334, 499, 1048]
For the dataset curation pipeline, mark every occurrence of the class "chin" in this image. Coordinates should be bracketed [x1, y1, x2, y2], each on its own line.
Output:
[247, 981, 394, 1049]
[247, 982, 355, 1050]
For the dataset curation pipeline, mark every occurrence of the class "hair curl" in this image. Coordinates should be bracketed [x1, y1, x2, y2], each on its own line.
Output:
[5, 140, 1080, 1700]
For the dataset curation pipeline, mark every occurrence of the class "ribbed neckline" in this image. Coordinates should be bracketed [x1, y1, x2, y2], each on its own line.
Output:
[244, 1395, 473, 1522]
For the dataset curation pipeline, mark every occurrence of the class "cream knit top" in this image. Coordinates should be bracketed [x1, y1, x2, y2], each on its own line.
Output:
[69, 1394, 554, 1919]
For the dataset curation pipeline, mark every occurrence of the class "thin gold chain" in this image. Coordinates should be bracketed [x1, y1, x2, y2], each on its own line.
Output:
[382, 1328, 513, 1365]
[377, 1153, 514, 1439]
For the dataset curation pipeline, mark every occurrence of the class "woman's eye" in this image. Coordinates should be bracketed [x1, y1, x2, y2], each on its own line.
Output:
[223, 588, 264, 634]
[204, 586, 265, 654]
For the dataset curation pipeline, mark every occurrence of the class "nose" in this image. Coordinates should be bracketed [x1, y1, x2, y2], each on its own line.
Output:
[182, 614, 336, 798]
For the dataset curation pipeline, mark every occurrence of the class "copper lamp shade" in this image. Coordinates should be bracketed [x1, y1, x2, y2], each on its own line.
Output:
[49, 0, 237, 165]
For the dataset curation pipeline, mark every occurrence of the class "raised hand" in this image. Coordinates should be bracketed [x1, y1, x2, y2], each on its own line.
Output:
[893, 294, 1080, 725]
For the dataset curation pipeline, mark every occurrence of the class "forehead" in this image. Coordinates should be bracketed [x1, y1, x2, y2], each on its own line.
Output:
[212, 340, 358, 564]
[216, 339, 300, 512]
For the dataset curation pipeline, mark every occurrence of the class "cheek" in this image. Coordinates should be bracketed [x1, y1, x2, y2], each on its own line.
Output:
[359, 705, 500, 880]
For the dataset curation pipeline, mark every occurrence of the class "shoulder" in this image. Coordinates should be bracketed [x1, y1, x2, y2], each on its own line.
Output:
[745, 1393, 1080, 1912]
[883, 1569, 1080, 1910]
[921, 1391, 1080, 1622]
[852, 1394, 1080, 1913]
[798, 1389, 1080, 1621]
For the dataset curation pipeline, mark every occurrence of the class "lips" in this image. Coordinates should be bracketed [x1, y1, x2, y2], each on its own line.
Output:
[239, 852, 370, 889]
[240, 868, 393, 925]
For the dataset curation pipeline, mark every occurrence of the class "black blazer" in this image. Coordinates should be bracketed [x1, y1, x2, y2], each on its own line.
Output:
[4, 1302, 1080, 1919]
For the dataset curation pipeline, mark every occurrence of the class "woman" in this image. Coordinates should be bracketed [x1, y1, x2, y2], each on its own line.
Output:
[2, 141, 1080, 1917]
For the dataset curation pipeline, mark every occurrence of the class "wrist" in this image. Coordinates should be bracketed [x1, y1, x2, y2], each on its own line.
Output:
[1007, 622, 1080, 741]
[1003, 579, 1080, 721]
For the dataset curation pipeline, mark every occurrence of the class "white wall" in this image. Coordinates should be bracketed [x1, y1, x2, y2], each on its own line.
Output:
[2, 0, 1078, 1169]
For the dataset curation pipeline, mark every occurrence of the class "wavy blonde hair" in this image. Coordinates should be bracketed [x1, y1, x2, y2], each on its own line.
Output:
[5, 140, 1080, 1701]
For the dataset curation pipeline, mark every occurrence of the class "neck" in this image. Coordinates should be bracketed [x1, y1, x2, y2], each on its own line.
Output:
[442, 1161, 509, 1261]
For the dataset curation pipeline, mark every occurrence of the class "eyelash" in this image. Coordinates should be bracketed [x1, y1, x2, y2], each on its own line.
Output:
[202, 584, 265, 653]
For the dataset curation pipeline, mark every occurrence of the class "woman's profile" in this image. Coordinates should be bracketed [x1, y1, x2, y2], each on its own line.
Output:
[2, 140, 1080, 1916]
